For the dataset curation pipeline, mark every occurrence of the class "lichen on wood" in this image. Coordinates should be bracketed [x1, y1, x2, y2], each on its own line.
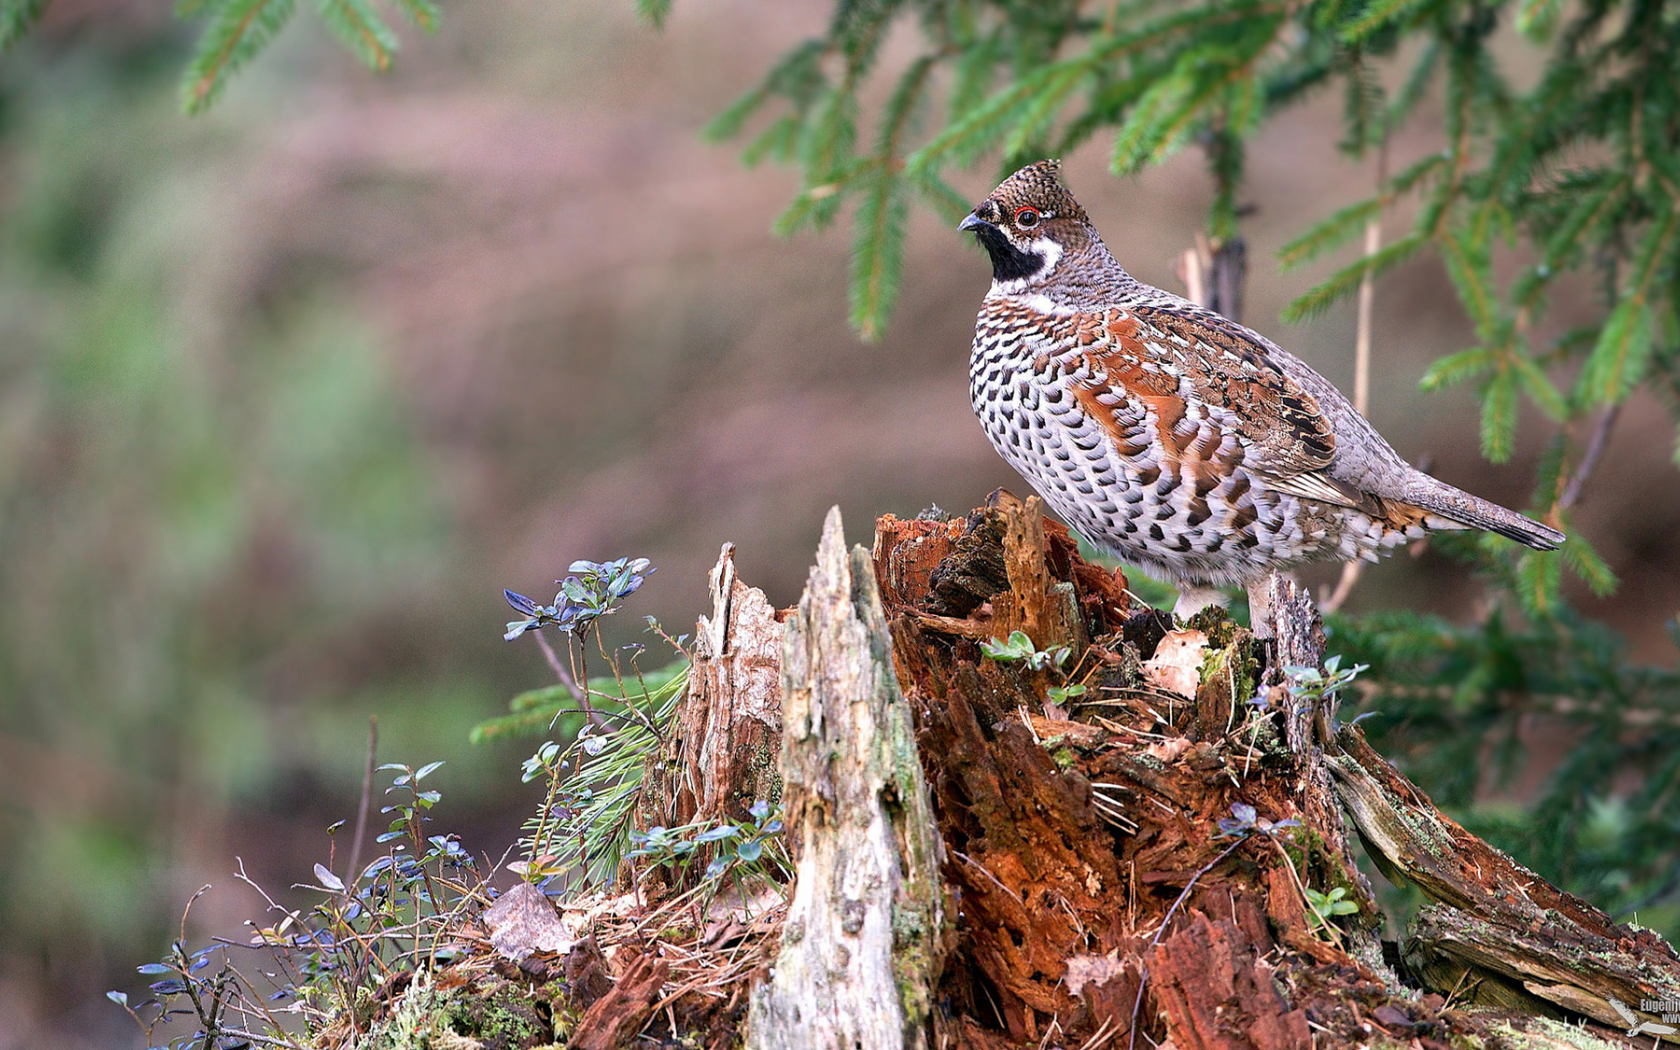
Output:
[746, 506, 946, 1050]
[1331, 727, 1680, 1041]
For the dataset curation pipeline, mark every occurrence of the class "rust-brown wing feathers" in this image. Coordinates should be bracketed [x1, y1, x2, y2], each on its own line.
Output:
[1064, 304, 1391, 503]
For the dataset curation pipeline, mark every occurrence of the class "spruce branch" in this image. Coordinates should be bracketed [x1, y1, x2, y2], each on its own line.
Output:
[391, 0, 438, 33]
[180, 0, 298, 114]
[313, 0, 398, 73]
[0, 0, 48, 51]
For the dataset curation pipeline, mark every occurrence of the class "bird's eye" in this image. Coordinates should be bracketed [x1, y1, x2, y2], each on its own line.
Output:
[1014, 207, 1041, 229]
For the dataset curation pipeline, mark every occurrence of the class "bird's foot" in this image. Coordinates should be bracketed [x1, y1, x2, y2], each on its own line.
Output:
[1246, 575, 1277, 642]
[1171, 586, 1228, 626]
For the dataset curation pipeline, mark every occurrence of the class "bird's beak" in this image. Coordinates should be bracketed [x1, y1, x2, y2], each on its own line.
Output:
[958, 212, 990, 233]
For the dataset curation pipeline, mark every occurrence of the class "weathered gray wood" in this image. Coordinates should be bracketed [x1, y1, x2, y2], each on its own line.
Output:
[1261, 573, 1390, 981]
[681, 543, 783, 824]
[1263, 572, 1329, 757]
[1330, 729, 1680, 1042]
[746, 507, 946, 1050]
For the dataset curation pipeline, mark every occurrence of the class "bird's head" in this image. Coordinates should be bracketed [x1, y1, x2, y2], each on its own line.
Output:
[959, 159, 1095, 292]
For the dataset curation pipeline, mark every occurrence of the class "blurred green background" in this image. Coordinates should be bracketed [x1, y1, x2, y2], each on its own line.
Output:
[1, 3, 1676, 1046]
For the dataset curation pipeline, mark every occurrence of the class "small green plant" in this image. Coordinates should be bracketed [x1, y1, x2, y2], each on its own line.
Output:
[1304, 886, 1360, 934]
[108, 554, 700, 1047]
[1046, 682, 1087, 704]
[502, 558, 654, 642]
[109, 761, 483, 1049]
[985, 630, 1097, 712]
[1283, 654, 1367, 713]
[503, 663, 688, 890]
[1215, 801, 1352, 945]
[628, 799, 790, 891]
[1215, 802, 1300, 841]
[981, 630, 1070, 672]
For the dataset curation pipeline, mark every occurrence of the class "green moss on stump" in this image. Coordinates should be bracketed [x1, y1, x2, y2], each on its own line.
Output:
[367, 975, 549, 1050]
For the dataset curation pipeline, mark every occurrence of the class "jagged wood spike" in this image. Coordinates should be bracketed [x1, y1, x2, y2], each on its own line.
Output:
[747, 507, 944, 1050]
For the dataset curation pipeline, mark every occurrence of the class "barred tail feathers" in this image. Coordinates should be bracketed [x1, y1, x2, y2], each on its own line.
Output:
[1405, 478, 1564, 551]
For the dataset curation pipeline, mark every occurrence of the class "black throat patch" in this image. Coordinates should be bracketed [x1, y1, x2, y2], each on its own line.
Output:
[972, 224, 1045, 283]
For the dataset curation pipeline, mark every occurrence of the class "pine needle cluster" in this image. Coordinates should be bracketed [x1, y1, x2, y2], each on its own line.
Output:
[0, 0, 438, 113]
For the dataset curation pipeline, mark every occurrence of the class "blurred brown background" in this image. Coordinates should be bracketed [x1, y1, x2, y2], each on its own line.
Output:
[1, 2, 1676, 1046]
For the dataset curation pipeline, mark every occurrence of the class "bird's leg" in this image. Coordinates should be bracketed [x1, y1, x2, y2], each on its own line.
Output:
[1171, 585, 1227, 625]
[1246, 574, 1277, 641]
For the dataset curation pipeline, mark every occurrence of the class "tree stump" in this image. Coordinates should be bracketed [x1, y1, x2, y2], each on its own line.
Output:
[859, 495, 1680, 1049]
[549, 495, 1680, 1050]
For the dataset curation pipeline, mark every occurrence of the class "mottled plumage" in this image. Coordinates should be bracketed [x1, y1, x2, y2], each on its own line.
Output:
[960, 160, 1563, 625]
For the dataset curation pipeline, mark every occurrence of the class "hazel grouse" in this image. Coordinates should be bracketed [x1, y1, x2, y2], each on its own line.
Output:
[959, 160, 1563, 630]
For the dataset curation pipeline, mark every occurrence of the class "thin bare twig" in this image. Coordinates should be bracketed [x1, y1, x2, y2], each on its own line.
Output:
[536, 630, 608, 731]
[346, 716, 377, 887]
[1560, 404, 1620, 509]
[1353, 146, 1386, 417]
[1176, 244, 1207, 308]
[1323, 137, 1389, 615]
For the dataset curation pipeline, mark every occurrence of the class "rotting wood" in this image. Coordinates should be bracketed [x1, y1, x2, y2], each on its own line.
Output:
[566, 951, 670, 1050]
[746, 507, 945, 1050]
[1330, 725, 1680, 1040]
[866, 495, 1661, 1050]
[439, 494, 1680, 1050]
[1149, 912, 1309, 1050]
[646, 542, 783, 834]
[990, 494, 1081, 655]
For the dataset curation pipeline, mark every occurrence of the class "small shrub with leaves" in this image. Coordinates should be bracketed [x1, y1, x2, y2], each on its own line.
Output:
[503, 557, 654, 641]
[106, 553, 707, 1047]
[492, 556, 692, 892]
[108, 761, 484, 1049]
[628, 798, 791, 890]
[1213, 802, 1358, 945]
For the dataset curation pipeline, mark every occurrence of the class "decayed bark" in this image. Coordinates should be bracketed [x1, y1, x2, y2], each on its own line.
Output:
[566, 954, 671, 1050]
[862, 493, 1677, 1050]
[746, 507, 945, 1050]
[535, 493, 1678, 1050]
[878, 497, 1341, 1048]
[645, 543, 783, 833]
[1331, 728, 1680, 1041]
